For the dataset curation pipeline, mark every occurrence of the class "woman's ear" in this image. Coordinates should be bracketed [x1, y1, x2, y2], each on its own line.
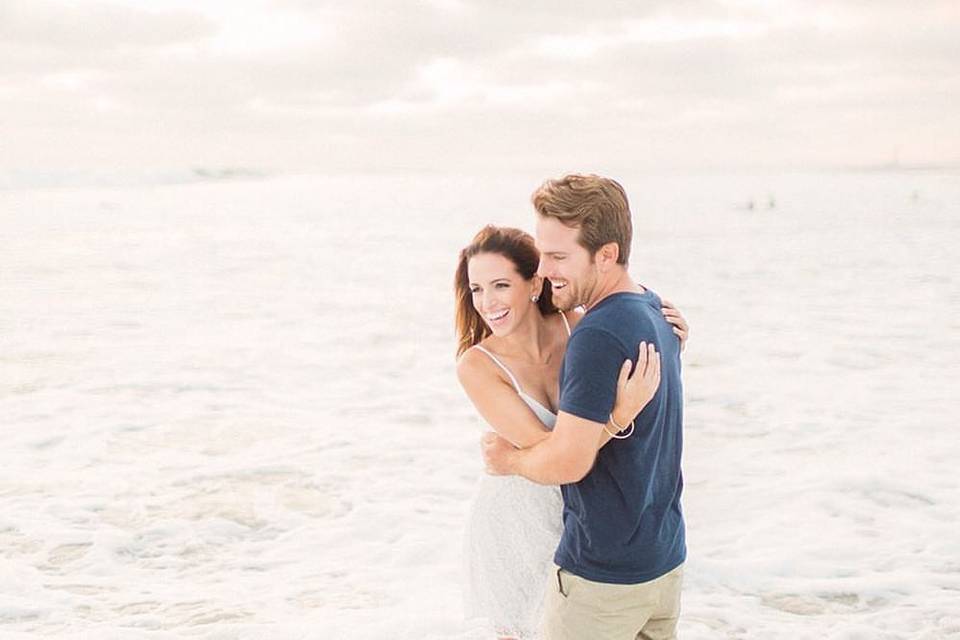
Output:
[531, 275, 544, 300]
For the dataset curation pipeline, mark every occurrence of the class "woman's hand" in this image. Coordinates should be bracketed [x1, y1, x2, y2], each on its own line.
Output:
[661, 299, 689, 352]
[611, 342, 661, 429]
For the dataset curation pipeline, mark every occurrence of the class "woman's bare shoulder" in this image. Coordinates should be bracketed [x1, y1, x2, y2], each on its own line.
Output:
[456, 343, 501, 385]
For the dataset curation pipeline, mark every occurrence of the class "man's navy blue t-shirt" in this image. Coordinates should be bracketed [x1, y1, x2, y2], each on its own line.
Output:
[555, 289, 686, 584]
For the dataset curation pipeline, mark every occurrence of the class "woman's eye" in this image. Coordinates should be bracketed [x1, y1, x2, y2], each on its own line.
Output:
[470, 288, 480, 294]
[496, 283, 510, 289]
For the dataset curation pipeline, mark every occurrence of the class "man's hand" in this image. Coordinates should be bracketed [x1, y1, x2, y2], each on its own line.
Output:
[481, 432, 517, 475]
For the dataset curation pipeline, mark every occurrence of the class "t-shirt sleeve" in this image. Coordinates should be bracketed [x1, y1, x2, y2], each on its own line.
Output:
[559, 327, 629, 425]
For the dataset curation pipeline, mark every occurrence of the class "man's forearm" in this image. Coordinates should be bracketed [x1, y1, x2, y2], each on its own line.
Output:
[507, 433, 594, 486]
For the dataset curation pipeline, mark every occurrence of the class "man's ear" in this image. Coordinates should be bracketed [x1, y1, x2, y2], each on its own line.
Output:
[595, 242, 620, 272]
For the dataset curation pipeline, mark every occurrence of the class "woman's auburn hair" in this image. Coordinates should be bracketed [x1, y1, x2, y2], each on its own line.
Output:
[454, 225, 555, 357]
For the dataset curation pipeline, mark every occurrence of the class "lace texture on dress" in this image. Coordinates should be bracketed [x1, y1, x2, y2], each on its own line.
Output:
[463, 475, 563, 638]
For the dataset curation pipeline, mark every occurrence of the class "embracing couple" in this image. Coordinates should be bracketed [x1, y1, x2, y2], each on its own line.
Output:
[454, 174, 688, 640]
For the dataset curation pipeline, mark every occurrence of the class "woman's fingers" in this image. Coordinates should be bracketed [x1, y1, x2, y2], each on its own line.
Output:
[663, 309, 689, 350]
[617, 358, 632, 389]
[661, 301, 690, 352]
[617, 342, 662, 417]
[663, 309, 687, 329]
[635, 342, 648, 377]
[645, 343, 659, 381]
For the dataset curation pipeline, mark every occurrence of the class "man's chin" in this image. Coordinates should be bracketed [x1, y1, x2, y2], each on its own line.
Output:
[553, 294, 575, 312]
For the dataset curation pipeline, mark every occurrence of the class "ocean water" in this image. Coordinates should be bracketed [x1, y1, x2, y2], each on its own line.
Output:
[1, 170, 958, 639]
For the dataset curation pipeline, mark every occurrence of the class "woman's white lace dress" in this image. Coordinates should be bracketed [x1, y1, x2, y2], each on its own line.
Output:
[463, 346, 564, 639]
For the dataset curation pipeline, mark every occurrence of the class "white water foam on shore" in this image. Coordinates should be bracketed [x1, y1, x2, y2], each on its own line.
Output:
[1, 170, 958, 638]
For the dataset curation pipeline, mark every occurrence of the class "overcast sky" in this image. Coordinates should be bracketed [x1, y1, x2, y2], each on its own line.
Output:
[2, 0, 958, 173]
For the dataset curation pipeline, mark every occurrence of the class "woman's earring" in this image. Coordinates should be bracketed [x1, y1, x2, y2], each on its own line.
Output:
[531, 294, 540, 302]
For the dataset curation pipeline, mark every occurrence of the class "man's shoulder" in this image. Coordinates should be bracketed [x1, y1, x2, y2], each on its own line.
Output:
[578, 294, 656, 330]
[575, 297, 662, 350]
[569, 319, 620, 342]
[566, 322, 628, 361]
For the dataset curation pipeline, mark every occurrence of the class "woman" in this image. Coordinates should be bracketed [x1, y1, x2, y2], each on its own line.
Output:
[454, 225, 688, 639]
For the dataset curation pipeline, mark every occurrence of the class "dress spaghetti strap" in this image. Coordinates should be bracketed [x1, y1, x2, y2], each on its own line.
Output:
[471, 345, 523, 394]
[559, 311, 571, 336]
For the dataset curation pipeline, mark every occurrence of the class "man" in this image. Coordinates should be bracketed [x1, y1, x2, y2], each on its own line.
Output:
[482, 174, 686, 640]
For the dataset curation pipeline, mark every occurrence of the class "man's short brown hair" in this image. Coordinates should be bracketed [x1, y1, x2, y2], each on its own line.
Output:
[532, 174, 632, 265]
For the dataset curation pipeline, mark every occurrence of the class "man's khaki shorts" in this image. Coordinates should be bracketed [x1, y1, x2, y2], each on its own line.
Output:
[542, 563, 684, 640]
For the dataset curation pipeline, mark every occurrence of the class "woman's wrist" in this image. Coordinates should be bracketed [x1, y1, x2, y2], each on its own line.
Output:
[605, 412, 636, 440]
[610, 411, 632, 430]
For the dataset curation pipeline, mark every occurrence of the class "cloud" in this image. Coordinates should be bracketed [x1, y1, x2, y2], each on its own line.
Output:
[0, 0, 215, 51]
[0, 0, 957, 171]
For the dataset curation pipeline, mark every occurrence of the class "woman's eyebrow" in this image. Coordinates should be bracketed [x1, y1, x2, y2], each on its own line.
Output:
[469, 278, 511, 287]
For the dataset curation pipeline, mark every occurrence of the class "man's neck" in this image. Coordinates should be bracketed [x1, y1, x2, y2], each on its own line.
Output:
[584, 269, 644, 311]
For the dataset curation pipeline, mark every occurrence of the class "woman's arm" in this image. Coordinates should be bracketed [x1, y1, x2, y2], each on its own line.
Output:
[456, 349, 552, 449]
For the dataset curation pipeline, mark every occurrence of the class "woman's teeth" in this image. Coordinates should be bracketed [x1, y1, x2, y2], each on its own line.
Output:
[487, 309, 509, 321]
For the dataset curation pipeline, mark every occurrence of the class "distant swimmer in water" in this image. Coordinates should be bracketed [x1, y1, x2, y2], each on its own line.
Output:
[738, 194, 776, 210]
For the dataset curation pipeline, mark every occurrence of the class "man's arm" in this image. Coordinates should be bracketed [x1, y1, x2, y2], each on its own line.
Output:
[483, 411, 606, 485]
[481, 326, 656, 484]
